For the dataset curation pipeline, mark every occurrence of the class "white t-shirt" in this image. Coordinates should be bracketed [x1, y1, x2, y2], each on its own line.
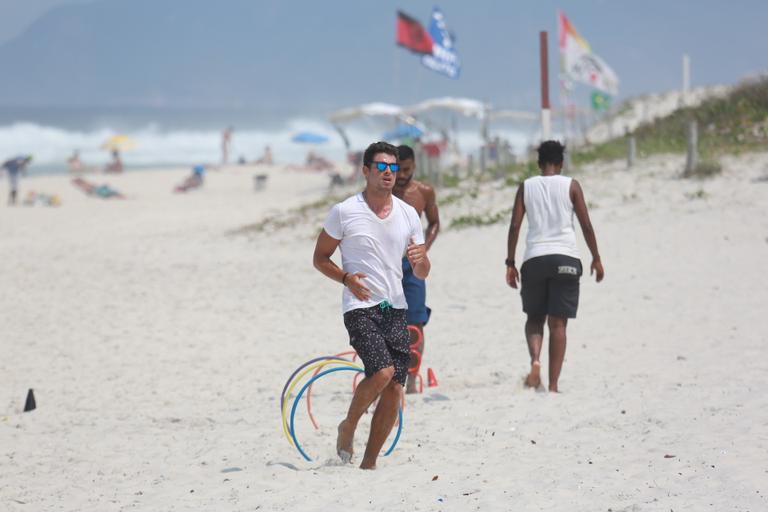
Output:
[323, 192, 425, 313]
[522, 175, 579, 262]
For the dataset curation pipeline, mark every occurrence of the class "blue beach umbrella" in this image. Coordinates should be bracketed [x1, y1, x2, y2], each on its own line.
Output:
[291, 132, 329, 144]
[2, 155, 32, 168]
[383, 124, 424, 141]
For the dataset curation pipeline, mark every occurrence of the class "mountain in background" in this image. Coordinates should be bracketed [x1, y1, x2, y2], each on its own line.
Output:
[0, 0, 472, 110]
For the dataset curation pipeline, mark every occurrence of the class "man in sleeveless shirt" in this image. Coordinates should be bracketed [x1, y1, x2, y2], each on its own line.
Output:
[505, 140, 604, 392]
[393, 144, 440, 394]
[313, 141, 431, 469]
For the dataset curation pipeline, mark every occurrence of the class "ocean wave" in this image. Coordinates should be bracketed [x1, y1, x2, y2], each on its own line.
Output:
[0, 118, 531, 173]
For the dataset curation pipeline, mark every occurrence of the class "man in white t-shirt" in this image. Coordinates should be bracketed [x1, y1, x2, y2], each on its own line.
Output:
[505, 140, 604, 393]
[313, 141, 431, 469]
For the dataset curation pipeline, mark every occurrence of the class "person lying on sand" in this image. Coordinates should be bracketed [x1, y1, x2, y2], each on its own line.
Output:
[174, 165, 205, 193]
[72, 177, 125, 199]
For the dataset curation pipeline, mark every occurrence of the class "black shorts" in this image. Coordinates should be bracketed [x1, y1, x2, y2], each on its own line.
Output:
[520, 255, 583, 318]
[343, 304, 410, 386]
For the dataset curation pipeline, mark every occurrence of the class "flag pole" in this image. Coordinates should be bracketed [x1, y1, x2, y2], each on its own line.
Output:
[682, 53, 690, 106]
[539, 31, 551, 141]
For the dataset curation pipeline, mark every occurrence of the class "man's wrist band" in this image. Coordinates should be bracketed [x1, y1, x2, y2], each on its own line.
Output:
[505, 258, 515, 267]
[342, 272, 349, 286]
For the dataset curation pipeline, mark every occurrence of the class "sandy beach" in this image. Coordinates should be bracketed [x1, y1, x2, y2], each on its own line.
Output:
[2, 155, 767, 511]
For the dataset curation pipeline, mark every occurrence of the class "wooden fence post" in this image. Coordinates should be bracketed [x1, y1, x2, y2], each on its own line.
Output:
[685, 120, 698, 175]
[627, 133, 636, 169]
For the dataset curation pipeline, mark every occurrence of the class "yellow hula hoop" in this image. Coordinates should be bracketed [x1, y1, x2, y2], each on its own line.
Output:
[281, 359, 363, 445]
[280, 357, 354, 418]
[281, 359, 362, 445]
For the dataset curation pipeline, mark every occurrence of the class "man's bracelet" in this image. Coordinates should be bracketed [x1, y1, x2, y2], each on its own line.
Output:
[505, 258, 515, 267]
[342, 272, 349, 286]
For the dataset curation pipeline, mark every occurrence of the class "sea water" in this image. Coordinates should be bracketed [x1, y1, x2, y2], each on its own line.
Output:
[0, 106, 531, 175]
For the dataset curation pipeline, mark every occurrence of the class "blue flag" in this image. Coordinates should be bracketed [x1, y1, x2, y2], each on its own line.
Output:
[421, 7, 460, 79]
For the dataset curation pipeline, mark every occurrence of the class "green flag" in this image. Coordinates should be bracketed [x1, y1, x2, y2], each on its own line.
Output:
[591, 90, 611, 112]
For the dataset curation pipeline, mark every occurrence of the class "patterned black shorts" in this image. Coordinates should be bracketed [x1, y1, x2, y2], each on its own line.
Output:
[343, 304, 410, 386]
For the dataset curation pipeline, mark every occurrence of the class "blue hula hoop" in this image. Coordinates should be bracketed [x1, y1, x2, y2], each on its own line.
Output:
[289, 366, 403, 462]
[280, 355, 352, 413]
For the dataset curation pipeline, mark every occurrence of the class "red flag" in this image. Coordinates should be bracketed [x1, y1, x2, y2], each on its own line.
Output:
[396, 11, 433, 55]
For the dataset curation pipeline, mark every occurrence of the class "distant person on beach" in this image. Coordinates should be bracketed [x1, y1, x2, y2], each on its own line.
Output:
[174, 165, 205, 193]
[393, 144, 440, 394]
[221, 126, 233, 164]
[3, 155, 32, 205]
[71, 177, 124, 199]
[313, 141, 430, 469]
[506, 140, 604, 392]
[305, 151, 334, 171]
[105, 150, 123, 173]
[255, 145, 273, 165]
[67, 150, 84, 173]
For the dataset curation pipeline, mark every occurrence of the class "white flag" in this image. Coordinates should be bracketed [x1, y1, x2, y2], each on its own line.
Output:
[558, 11, 619, 96]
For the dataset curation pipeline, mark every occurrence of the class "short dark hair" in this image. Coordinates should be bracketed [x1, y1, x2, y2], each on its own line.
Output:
[537, 140, 566, 166]
[363, 141, 398, 168]
[397, 144, 415, 161]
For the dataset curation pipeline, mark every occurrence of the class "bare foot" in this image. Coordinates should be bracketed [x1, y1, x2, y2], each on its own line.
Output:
[548, 384, 560, 393]
[524, 361, 541, 388]
[359, 459, 376, 470]
[336, 420, 354, 463]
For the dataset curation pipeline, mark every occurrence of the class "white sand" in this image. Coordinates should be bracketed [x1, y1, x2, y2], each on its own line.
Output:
[1, 156, 767, 511]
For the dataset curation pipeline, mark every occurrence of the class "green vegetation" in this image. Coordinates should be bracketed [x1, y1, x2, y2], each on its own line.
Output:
[231, 194, 342, 235]
[571, 141, 628, 166]
[440, 174, 462, 188]
[485, 160, 540, 188]
[685, 188, 709, 200]
[572, 78, 768, 166]
[293, 195, 340, 215]
[450, 208, 512, 230]
[440, 191, 466, 207]
[683, 160, 722, 179]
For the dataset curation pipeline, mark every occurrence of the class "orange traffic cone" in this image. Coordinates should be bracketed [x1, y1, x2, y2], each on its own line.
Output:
[427, 368, 438, 387]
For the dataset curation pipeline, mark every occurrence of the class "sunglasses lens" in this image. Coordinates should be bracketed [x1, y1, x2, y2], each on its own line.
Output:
[372, 162, 398, 172]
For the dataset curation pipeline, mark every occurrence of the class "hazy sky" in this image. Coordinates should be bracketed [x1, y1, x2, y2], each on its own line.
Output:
[1, 0, 766, 108]
[0, 0, 88, 44]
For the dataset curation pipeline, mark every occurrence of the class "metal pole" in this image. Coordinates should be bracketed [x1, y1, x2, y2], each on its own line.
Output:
[539, 31, 551, 141]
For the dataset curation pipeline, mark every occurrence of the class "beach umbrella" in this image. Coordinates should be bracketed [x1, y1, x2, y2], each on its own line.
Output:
[383, 124, 424, 141]
[101, 134, 137, 151]
[329, 102, 404, 124]
[3, 155, 32, 167]
[405, 97, 488, 119]
[291, 132, 329, 144]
